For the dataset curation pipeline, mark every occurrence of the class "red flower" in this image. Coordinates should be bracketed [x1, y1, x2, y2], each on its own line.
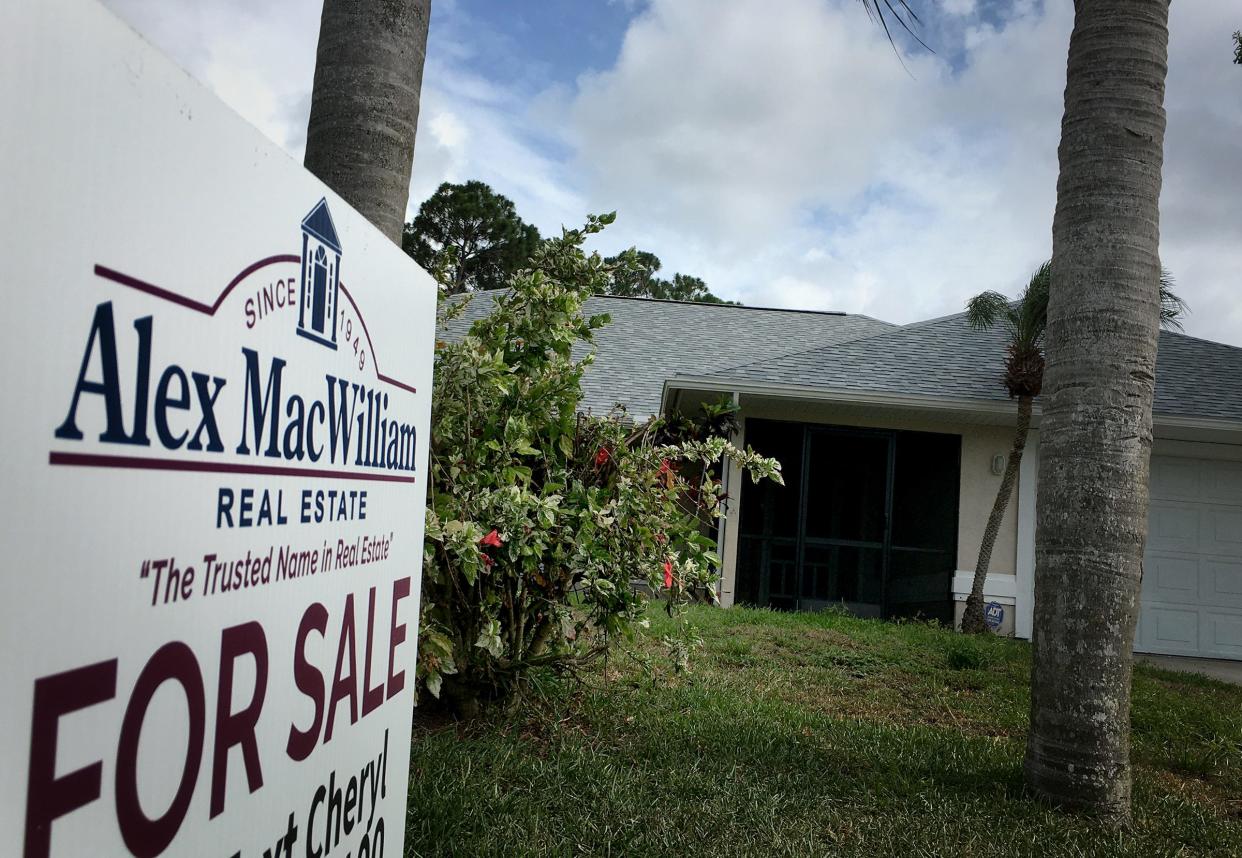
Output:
[594, 447, 610, 467]
[479, 529, 503, 548]
[480, 553, 494, 568]
[658, 458, 673, 476]
[663, 559, 674, 589]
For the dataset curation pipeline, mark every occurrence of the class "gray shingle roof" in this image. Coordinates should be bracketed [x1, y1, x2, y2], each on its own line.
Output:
[444, 293, 1241, 425]
[692, 310, 1242, 424]
[441, 292, 896, 420]
[1151, 331, 1242, 422]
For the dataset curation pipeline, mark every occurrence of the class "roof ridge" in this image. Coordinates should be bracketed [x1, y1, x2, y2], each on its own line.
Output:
[706, 308, 970, 377]
[708, 320, 899, 375]
[446, 289, 881, 319]
[893, 307, 972, 332]
[586, 293, 857, 316]
[1160, 327, 1242, 353]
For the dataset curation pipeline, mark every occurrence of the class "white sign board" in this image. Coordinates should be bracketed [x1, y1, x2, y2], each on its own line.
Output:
[1, 2, 435, 856]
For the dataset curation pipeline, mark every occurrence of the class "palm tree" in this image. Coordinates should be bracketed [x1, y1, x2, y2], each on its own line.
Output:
[961, 264, 1184, 635]
[303, 0, 432, 243]
[1024, 0, 1173, 822]
[960, 264, 1049, 634]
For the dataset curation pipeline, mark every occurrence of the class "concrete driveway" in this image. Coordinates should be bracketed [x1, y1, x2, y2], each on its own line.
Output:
[1137, 654, 1242, 685]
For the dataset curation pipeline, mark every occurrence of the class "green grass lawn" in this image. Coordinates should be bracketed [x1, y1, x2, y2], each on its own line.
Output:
[405, 606, 1242, 857]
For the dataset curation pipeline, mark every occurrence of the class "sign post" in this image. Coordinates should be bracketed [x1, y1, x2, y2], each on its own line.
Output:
[1, 2, 435, 855]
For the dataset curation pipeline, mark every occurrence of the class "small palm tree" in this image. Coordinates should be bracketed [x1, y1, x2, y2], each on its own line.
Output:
[959, 263, 1185, 635]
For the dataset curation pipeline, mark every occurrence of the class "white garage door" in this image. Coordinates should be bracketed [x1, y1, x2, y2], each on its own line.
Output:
[1137, 455, 1242, 660]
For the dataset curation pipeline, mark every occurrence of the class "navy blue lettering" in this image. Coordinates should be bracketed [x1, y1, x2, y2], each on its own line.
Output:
[236, 349, 285, 458]
[54, 303, 141, 444]
[307, 401, 325, 462]
[154, 365, 190, 449]
[217, 488, 235, 528]
[283, 395, 306, 461]
[325, 376, 356, 467]
[187, 373, 226, 453]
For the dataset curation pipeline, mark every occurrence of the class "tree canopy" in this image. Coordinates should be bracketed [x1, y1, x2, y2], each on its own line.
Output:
[601, 248, 733, 304]
[403, 182, 730, 304]
[402, 180, 541, 294]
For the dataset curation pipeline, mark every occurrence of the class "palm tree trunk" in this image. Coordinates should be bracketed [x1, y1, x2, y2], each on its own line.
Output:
[304, 0, 432, 243]
[1024, 0, 1170, 821]
[962, 396, 1032, 634]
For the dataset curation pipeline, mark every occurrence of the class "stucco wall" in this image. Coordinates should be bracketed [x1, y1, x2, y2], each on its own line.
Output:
[956, 424, 1019, 574]
[713, 396, 1020, 607]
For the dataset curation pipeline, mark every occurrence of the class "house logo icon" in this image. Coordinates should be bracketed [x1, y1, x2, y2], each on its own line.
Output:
[297, 198, 342, 349]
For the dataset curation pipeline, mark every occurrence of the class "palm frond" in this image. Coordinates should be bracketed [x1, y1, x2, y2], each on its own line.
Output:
[967, 261, 1049, 349]
[1159, 268, 1188, 332]
[1013, 261, 1051, 350]
[969, 261, 1185, 401]
[965, 291, 1010, 332]
[859, 0, 932, 54]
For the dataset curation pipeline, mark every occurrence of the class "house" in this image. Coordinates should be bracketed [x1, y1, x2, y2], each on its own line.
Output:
[447, 292, 1242, 662]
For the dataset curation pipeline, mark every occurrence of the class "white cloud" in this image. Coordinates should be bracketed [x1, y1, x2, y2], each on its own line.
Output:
[1156, 3, 1242, 345]
[428, 110, 467, 150]
[560, 0, 1241, 345]
[570, 0, 944, 246]
[767, 274, 845, 312]
[105, 0, 317, 154]
[102, 0, 581, 233]
[98, 0, 1242, 346]
[941, 0, 977, 16]
[563, 0, 1067, 324]
[410, 71, 584, 229]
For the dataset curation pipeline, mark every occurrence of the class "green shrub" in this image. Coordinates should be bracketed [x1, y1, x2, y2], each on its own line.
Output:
[418, 215, 781, 715]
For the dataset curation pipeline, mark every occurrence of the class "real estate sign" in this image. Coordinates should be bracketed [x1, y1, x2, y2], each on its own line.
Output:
[0, 2, 435, 855]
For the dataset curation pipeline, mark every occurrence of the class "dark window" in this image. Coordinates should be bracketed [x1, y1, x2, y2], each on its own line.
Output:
[736, 420, 803, 607]
[738, 420, 803, 540]
[888, 431, 960, 622]
[735, 419, 959, 623]
[801, 429, 889, 615]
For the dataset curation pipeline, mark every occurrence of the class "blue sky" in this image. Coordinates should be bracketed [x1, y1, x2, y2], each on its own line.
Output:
[105, 0, 1242, 346]
[431, 0, 635, 89]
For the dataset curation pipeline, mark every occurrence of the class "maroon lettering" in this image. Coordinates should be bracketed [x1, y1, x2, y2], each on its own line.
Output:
[23, 660, 118, 858]
[387, 577, 410, 699]
[210, 622, 268, 818]
[115, 642, 205, 858]
[361, 587, 385, 717]
[287, 603, 328, 761]
[324, 594, 357, 743]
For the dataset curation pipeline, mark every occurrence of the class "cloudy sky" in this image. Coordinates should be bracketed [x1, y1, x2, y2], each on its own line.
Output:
[102, 0, 1242, 345]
